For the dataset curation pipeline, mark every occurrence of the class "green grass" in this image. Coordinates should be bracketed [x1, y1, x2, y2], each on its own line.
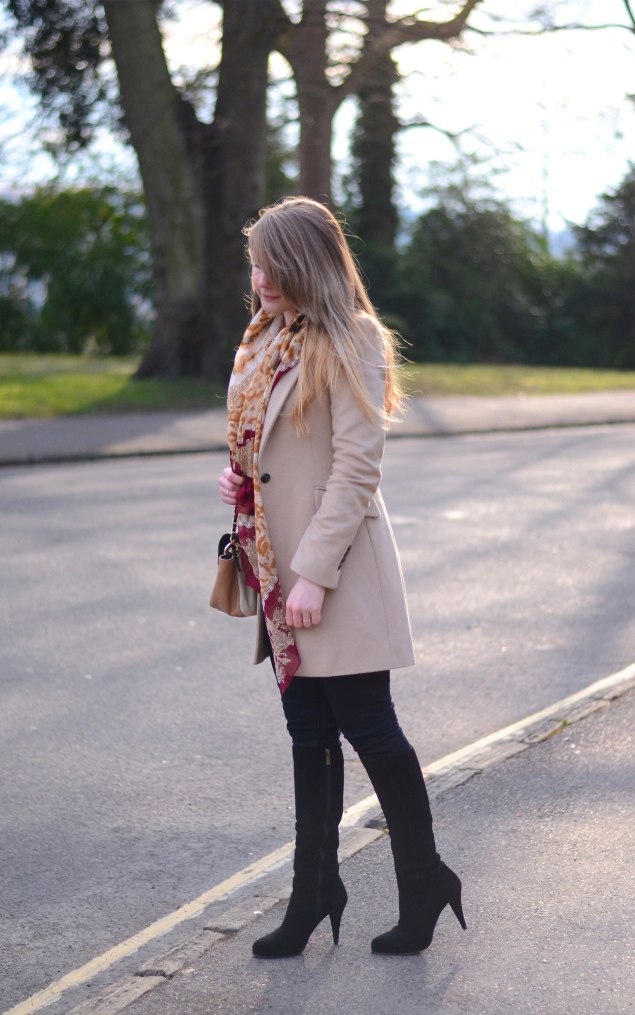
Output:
[400, 362, 635, 398]
[0, 354, 634, 418]
[0, 354, 225, 418]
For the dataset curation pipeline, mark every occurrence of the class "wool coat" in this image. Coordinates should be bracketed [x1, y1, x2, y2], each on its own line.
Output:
[253, 319, 415, 677]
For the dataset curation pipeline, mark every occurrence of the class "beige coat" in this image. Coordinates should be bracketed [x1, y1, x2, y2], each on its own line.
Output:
[253, 325, 415, 677]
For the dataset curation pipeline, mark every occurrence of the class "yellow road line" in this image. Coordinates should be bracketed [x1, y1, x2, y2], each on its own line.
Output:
[340, 792, 377, 827]
[4, 842, 295, 1015]
[7, 660, 634, 1015]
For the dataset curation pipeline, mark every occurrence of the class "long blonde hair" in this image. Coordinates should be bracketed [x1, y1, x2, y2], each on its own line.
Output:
[244, 197, 404, 429]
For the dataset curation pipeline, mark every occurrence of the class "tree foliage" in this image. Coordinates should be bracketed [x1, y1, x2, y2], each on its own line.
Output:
[1, 168, 633, 370]
[570, 166, 635, 370]
[6, 0, 111, 148]
[0, 187, 153, 354]
[367, 164, 634, 371]
[388, 204, 559, 363]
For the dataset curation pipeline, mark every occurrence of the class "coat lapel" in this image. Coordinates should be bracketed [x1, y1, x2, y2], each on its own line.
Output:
[259, 364, 299, 457]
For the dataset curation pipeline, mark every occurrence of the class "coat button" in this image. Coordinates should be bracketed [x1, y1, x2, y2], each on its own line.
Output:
[261, 473, 271, 483]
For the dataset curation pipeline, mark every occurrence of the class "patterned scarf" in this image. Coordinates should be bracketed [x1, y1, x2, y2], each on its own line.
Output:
[227, 308, 306, 694]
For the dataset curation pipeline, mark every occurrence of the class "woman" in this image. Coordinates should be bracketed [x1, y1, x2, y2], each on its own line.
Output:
[218, 197, 466, 958]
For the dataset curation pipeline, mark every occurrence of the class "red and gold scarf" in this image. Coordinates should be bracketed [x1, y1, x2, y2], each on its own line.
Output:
[227, 308, 306, 693]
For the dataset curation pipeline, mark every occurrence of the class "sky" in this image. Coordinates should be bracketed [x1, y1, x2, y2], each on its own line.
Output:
[0, 0, 634, 236]
[386, 0, 635, 230]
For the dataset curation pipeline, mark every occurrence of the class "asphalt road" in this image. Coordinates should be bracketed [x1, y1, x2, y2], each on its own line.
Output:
[124, 690, 635, 1015]
[1, 424, 634, 1011]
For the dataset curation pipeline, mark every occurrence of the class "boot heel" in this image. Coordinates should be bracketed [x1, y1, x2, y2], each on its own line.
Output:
[449, 891, 467, 930]
[329, 901, 346, 945]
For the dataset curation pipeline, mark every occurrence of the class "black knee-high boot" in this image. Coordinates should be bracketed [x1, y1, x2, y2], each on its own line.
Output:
[360, 746, 466, 954]
[252, 744, 348, 958]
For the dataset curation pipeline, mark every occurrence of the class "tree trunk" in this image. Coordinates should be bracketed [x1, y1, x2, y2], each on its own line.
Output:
[204, 0, 286, 375]
[350, 0, 400, 309]
[103, 0, 207, 378]
[292, 0, 335, 202]
[353, 2, 399, 249]
[105, 0, 284, 380]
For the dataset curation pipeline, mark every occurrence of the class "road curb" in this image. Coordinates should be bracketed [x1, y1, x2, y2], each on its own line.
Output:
[2, 417, 635, 468]
[0, 444, 229, 468]
[51, 662, 635, 1015]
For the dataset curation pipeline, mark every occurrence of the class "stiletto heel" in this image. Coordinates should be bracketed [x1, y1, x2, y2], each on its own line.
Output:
[330, 899, 346, 945]
[449, 891, 467, 930]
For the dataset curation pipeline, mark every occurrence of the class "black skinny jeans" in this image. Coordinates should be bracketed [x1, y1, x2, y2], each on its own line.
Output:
[280, 671, 412, 756]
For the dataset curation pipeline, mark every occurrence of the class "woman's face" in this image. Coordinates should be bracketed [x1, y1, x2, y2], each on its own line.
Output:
[251, 259, 297, 321]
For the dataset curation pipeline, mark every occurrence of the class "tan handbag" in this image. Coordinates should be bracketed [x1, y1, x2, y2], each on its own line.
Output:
[209, 509, 258, 617]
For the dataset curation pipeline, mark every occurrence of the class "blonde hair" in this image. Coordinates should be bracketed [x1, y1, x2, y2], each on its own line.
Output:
[244, 197, 404, 429]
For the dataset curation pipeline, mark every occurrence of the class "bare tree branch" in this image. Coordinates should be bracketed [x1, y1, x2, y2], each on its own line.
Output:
[386, 0, 481, 41]
[400, 116, 526, 158]
[399, 117, 471, 140]
[334, 0, 481, 103]
[271, 0, 482, 199]
[623, 0, 635, 31]
[466, 22, 634, 37]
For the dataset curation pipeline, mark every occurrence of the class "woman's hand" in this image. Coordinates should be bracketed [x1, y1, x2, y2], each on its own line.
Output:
[219, 467, 244, 506]
[286, 576, 326, 628]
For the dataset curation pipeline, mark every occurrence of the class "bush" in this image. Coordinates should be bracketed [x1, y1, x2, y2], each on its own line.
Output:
[378, 200, 580, 366]
[569, 166, 635, 370]
[356, 165, 635, 371]
[0, 186, 154, 354]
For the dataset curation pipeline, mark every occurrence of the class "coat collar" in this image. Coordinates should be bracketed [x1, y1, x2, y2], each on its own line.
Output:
[259, 364, 299, 457]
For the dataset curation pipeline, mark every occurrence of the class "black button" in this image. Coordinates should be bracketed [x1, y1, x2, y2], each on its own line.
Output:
[261, 473, 271, 483]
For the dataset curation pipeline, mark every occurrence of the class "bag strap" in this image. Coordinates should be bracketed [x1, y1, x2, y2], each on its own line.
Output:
[230, 505, 246, 574]
[230, 505, 239, 548]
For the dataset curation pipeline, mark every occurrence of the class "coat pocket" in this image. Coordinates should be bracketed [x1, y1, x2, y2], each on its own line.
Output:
[313, 486, 380, 517]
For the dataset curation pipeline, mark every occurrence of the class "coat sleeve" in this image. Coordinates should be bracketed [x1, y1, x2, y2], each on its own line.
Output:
[290, 321, 387, 590]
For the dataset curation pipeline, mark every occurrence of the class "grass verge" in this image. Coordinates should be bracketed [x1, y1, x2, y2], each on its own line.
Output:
[0, 355, 634, 418]
[400, 362, 635, 397]
[0, 355, 225, 418]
